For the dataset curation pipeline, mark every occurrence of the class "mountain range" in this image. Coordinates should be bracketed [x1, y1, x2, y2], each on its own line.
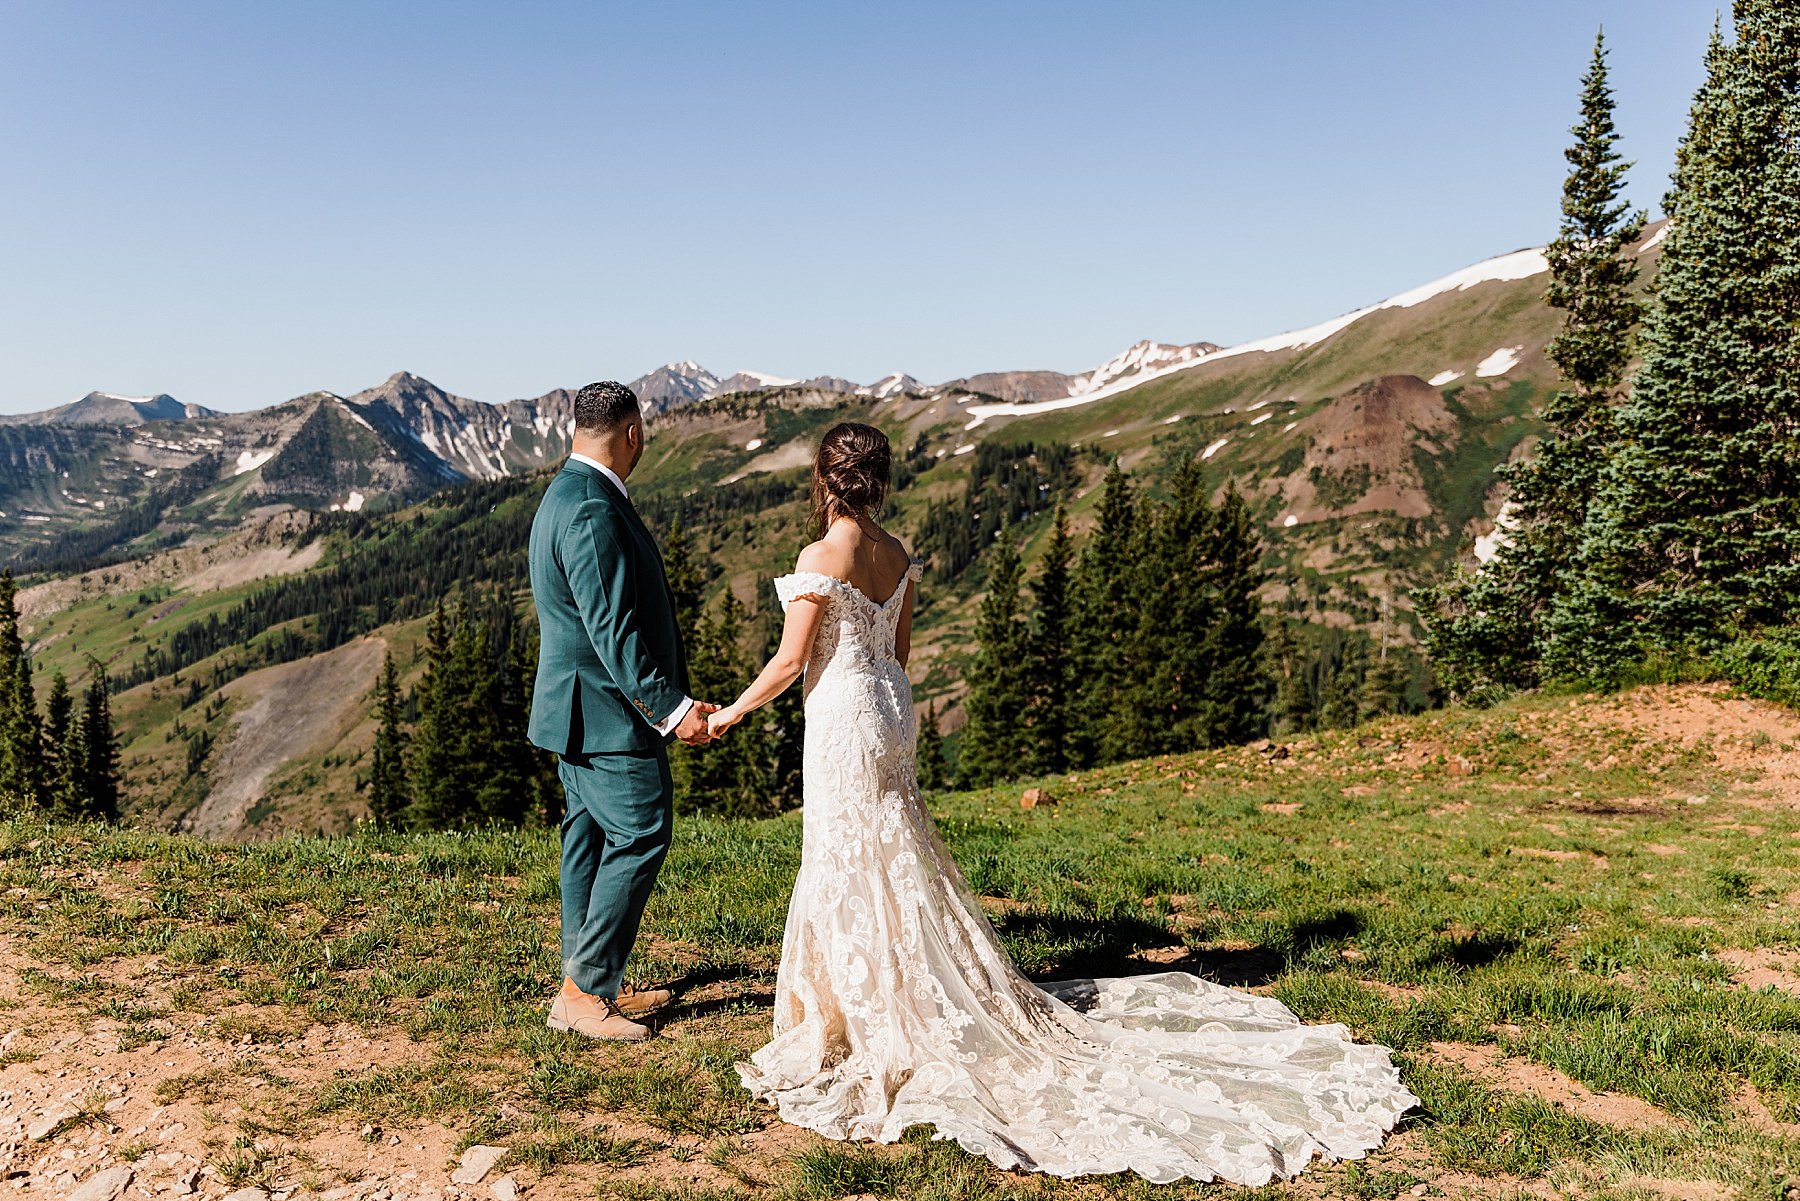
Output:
[0, 337, 1276, 566]
[10, 220, 1674, 836]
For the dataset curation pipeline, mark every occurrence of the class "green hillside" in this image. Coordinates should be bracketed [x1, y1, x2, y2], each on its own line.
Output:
[8, 229, 1674, 836]
[4, 684, 1797, 1199]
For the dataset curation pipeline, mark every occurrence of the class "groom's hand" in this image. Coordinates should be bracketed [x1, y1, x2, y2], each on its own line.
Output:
[675, 701, 719, 746]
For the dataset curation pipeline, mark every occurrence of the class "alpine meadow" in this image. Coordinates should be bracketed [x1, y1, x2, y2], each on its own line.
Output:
[4, 4, 1800, 1201]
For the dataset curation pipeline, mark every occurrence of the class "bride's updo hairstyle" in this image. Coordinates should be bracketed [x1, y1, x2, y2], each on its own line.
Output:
[811, 422, 891, 534]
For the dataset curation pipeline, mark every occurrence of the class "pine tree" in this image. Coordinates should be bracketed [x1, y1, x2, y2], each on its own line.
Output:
[1262, 620, 1315, 735]
[959, 539, 1031, 787]
[1025, 506, 1075, 773]
[0, 570, 43, 807]
[1359, 648, 1410, 721]
[78, 660, 120, 821]
[1072, 466, 1138, 767]
[1422, 29, 1645, 697]
[407, 598, 484, 829]
[1547, 4, 1800, 677]
[512, 625, 564, 827]
[916, 702, 953, 792]
[679, 588, 772, 817]
[368, 651, 410, 827]
[41, 672, 81, 820]
[1195, 483, 1267, 747]
[756, 596, 806, 810]
[1318, 639, 1368, 730]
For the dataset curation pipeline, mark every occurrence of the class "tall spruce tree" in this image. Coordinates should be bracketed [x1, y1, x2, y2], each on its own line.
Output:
[1547, 4, 1800, 677]
[1072, 467, 1139, 768]
[1195, 484, 1267, 748]
[1025, 506, 1075, 773]
[916, 702, 953, 792]
[959, 538, 1031, 787]
[1422, 29, 1644, 697]
[1130, 465, 1265, 755]
[41, 672, 80, 820]
[78, 660, 120, 821]
[756, 594, 806, 810]
[681, 589, 773, 817]
[0, 571, 43, 806]
[368, 651, 409, 827]
[407, 598, 485, 829]
[1262, 620, 1315, 735]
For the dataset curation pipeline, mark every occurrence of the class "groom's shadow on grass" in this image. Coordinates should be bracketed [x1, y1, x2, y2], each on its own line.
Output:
[656, 960, 776, 1022]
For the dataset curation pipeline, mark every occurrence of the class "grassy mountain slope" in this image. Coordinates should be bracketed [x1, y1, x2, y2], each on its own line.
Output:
[4, 684, 1798, 1199]
[11, 227, 1671, 836]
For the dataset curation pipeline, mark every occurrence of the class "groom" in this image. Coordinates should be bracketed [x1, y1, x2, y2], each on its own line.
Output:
[528, 380, 717, 1042]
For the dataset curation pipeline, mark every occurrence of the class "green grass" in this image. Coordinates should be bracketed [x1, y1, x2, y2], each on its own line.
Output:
[4, 686, 1799, 1198]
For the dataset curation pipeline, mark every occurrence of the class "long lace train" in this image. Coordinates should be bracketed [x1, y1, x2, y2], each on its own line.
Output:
[737, 567, 1417, 1184]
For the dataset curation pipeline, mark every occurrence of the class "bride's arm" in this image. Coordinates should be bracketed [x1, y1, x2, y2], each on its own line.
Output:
[707, 595, 827, 735]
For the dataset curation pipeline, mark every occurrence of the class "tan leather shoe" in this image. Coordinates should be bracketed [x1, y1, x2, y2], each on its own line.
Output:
[547, 991, 651, 1042]
[616, 987, 674, 1016]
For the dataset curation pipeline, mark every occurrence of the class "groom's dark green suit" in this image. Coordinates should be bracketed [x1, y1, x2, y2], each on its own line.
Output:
[528, 456, 690, 999]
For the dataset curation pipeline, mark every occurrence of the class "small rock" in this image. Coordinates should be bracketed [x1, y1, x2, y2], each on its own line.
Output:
[1445, 755, 1475, 777]
[103, 1099, 128, 1114]
[1019, 788, 1054, 810]
[491, 1177, 518, 1201]
[25, 1104, 76, 1141]
[221, 1189, 269, 1201]
[450, 1145, 509, 1186]
[1409, 1185, 1429, 1198]
[67, 1165, 133, 1201]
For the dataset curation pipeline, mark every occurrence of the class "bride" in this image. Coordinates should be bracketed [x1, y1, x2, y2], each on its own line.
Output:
[704, 422, 1417, 1185]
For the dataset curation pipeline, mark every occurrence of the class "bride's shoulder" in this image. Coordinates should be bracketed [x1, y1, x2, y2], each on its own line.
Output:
[774, 541, 850, 608]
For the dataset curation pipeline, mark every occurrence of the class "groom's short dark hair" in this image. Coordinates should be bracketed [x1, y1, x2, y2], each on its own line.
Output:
[573, 381, 640, 433]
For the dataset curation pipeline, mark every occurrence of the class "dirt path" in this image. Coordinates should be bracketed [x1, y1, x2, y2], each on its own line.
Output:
[181, 637, 386, 839]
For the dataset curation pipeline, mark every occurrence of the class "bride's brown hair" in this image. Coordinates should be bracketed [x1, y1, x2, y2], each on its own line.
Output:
[811, 422, 891, 535]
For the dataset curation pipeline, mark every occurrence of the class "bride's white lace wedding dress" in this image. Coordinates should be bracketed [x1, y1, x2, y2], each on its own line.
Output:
[737, 566, 1417, 1185]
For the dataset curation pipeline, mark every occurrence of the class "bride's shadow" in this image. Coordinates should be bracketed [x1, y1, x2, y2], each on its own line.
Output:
[994, 911, 1279, 990]
[997, 910, 1369, 991]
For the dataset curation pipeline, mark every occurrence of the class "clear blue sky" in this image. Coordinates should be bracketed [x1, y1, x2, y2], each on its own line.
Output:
[0, 1, 1717, 413]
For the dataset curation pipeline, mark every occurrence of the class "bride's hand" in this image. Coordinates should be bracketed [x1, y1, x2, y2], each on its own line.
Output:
[707, 706, 743, 737]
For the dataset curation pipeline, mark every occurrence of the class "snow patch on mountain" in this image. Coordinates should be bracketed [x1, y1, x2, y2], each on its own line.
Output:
[1428, 369, 1463, 386]
[963, 245, 1551, 426]
[235, 450, 275, 476]
[859, 373, 921, 400]
[1475, 346, 1522, 377]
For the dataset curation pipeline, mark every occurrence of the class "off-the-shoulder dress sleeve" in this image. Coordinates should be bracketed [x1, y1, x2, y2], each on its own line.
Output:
[773, 571, 846, 610]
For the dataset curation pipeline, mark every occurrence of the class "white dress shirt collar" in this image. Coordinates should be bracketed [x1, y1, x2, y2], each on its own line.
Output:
[568, 451, 627, 499]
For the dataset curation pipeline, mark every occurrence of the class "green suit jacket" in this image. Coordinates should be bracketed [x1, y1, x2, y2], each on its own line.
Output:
[528, 458, 690, 756]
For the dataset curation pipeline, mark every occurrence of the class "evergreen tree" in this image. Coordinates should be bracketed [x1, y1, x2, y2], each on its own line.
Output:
[512, 625, 564, 827]
[1263, 620, 1315, 735]
[916, 702, 953, 792]
[1318, 639, 1368, 730]
[1073, 467, 1139, 767]
[407, 598, 484, 829]
[0, 570, 43, 806]
[368, 651, 410, 827]
[679, 588, 773, 817]
[1422, 29, 1645, 697]
[1359, 648, 1410, 721]
[77, 659, 120, 821]
[1025, 506, 1075, 773]
[1547, 4, 1800, 677]
[756, 596, 806, 810]
[41, 672, 81, 820]
[959, 539, 1031, 787]
[1195, 483, 1267, 748]
[1131, 465, 1265, 755]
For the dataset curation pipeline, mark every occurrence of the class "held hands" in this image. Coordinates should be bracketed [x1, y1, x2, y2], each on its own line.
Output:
[706, 705, 744, 739]
[675, 701, 721, 747]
